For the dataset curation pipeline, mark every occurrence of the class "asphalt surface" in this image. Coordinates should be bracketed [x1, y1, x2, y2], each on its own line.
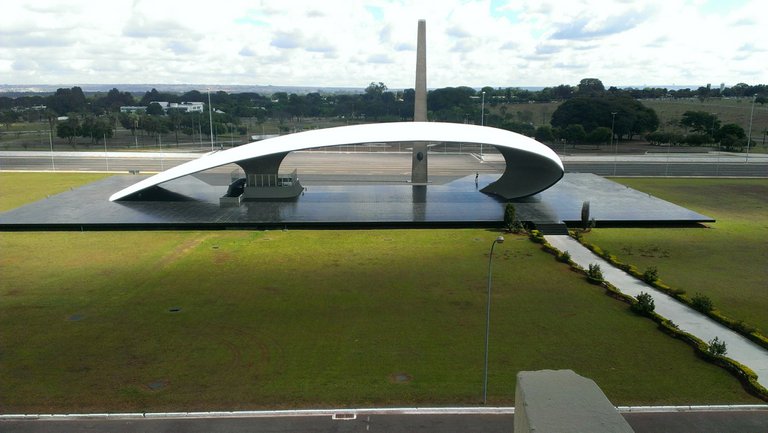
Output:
[1, 150, 766, 177]
[2, 410, 767, 433]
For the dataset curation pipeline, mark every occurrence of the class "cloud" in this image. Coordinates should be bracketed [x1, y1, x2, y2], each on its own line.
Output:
[305, 40, 336, 54]
[123, 15, 190, 39]
[12, 59, 37, 71]
[450, 39, 475, 53]
[239, 47, 257, 57]
[534, 44, 561, 55]
[738, 43, 765, 52]
[394, 42, 415, 51]
[235, 16, 269, 27]
[446, 25, 470, 38]
[166, 40, 196, 55]
[0, 32, 75, 48]
[379, 25, 392, 43]
[367, 54, 393, 64]
[365, 5, 384, 21]
[271, 31, 302, 49]
[551, 8, 652, 40]
[500, 41, 518, 50]
[0, 0, 762, 89]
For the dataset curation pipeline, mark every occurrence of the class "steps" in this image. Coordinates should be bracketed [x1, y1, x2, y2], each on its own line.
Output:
[533, 221, 569, 235]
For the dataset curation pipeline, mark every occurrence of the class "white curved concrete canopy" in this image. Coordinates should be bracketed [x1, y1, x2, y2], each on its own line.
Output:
[109, 122, 564, 201]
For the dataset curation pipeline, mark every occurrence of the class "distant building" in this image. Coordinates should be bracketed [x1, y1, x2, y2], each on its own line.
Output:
[120, 106, 146, 114]
[120, 102, 205, 115]
[151, 101, 205, 113]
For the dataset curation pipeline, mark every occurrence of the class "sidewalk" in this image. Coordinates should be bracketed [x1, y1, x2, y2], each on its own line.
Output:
[545, 235, 768, 389]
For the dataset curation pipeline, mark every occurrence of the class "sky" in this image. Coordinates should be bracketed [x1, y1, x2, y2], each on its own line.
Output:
[0, 0, 765, 89]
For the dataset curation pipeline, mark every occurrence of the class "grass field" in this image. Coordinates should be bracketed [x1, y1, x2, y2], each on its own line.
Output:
[0, 173, 763, 412]
[584, 178, 768, 333]
[0, 172, 111, 212]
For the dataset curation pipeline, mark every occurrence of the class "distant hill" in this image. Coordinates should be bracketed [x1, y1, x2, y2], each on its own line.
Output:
[0, 83, 704, 97]
[0, 83, 366, 97]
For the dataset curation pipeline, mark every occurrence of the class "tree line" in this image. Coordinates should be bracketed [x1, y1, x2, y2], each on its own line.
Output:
[1, 78, 764, 149]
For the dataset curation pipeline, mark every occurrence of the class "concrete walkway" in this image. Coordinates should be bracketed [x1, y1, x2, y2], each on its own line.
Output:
[545, 235, 768, 390]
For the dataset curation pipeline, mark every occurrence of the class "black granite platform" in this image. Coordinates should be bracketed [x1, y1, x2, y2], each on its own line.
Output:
[0, 173, 713, 230]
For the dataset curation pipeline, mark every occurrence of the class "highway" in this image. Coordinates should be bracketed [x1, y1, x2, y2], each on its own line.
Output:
[0, 150, 766, 178]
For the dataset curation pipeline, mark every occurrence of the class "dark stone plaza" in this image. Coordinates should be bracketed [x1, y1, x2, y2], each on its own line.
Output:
[0, 172, 712, 230]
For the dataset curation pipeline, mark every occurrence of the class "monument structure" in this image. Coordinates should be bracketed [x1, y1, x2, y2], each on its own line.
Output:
[108, 20, 564, 203]
[411, 19, 428, 184]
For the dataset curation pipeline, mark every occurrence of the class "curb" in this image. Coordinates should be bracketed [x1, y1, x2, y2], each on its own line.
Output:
[2, 405, 767, 421]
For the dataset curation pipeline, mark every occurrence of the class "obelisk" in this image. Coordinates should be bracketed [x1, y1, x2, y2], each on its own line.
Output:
[411, 19, 428, 184]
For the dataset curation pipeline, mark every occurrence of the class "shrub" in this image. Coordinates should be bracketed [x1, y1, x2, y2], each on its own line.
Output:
[683, 133, 711, 146]
[503, 203, 516, 233]
[529, 229, 545, 244]
[586, 263, 603, 284]
[581, 201, 590, 230]
[691, 293, 714, 313]
[642, 266, 659, 284]
[707, 337, 728, 356]
[631, 292, 656, 316]
[557, 250, 571, 263]
[510, 219, 525, 234]
[734, 320, 757, 334]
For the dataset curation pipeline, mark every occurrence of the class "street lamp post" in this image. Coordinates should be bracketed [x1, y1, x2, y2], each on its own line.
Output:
[208, 88, 215, 151]
[483, 235, 504, 405]
[480, 91, 486, 156]
[610, 112, 617, 176]
[746, 95, 756, 163]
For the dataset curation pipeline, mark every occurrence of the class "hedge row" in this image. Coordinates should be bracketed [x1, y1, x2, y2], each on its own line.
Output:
[535, 234, 768, 402]
[572, 233, 768, 351]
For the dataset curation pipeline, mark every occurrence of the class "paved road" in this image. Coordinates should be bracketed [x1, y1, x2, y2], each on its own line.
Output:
[1, 151, 766, 177]
[2, 410, 767, 433]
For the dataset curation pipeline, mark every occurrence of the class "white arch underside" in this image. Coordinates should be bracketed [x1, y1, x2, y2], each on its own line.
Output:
[109, 122, 564, 201]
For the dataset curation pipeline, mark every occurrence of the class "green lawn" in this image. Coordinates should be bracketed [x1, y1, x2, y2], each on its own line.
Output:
[584, 178, 768, 333]
[0, 173, 763, 413]
[0, 172, 111, 212]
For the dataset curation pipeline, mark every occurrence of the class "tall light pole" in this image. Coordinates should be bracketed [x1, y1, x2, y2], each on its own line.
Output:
[746, 95, 756, 163]
[483, 235, 504, 405]
[610, 112, 617, 176]
[480, 91, 486, 157]
[208, 88, 214, 151]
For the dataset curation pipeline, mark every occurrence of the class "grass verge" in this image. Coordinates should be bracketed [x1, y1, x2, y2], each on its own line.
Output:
[584, 178, 768, 334]
[0, 172, 111, 212]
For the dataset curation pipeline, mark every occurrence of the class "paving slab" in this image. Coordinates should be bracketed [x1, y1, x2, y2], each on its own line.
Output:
[0, 173, 712, 230]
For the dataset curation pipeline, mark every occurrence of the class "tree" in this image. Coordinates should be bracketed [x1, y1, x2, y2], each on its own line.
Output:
[48, 87, 86, 116]
[56, 115, 81, 145]
[118, 112, 140, 135]
[586, 126, 612, 147]
[551, 94, 659, 140]
[92, 88, 135, 114]
[717, 123, 747, 151]
[562, 124, 586, 144]
[707, 337, 727, 356]
[631, 292, 656, 316]
[552, 84, 575, 100]
[79, 115, 114, 144]
[535, 125, 555, 143]
[577, 78, 605, 96]
[146, 102, 165, 116]
[0, 110, 19, 130]
[503, 203, 516, 232]
[680, 111, 720, 135]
